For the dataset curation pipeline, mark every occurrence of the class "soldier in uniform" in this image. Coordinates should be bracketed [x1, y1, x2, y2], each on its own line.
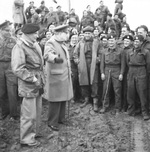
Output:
[0, 21, 18, 120]
[126, 35, 150, 120]
[122, 35, 133, 112]
[11, 23, 45, 146]
[100, 33, 125, 114]
[74, 26, 100, 112]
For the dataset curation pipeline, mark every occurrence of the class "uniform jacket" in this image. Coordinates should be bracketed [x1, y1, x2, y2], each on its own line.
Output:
[44, 36, 73, 102]
[74, 38, 100, 85]
[100, 46, 125, 76]
[0, 35, 16, 62]
[11, 34, 44, 98]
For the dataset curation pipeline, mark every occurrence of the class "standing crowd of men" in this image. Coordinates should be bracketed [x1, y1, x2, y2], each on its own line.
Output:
[0, 0, 150, 147]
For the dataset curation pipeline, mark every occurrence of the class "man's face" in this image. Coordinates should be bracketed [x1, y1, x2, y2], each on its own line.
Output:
[84, 32, 92, 40]
[28, 31, 38, 42]
[87, 6, 91, 11]
[124, 39, 132, 47]
[100, 1, 104, 6]
[30, 8, 35, 14]
[102, 38, 108, 46]
[93, 29, 99, 37]
[30, 2, 34, 7]
[46, 31, 53, 39]
[108, 38, 116, 48]
[121, 27, 129, 37]
[70, 35, 78, 46]
[49, 7, 53, 12]
[1, 25, 11, 38]
[134, 40, 142, 49]
[83, 10, 88, 17]
[137, 28, 147, 39]
[40, 38, 47, 46]
[57, 7, 61, 11]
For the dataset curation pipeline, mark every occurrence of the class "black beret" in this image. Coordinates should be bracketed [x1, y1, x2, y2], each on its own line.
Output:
[0, 20, 12, 30]
[83, 26, 94, 33]
[107, 33, 117, 40]
[22, 23, 40, 34]
[123, 35, 133, 41]
[100, 35, 107, 40]
[41, 0, 44, 4]
[54, 24, 69, 32]
[134, 35, 144, 42]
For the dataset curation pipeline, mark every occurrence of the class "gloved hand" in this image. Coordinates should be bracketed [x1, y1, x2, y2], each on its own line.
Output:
[101, 73, 105, 80]
[55, 57, 63, 63]
[118, 74, 123, 81]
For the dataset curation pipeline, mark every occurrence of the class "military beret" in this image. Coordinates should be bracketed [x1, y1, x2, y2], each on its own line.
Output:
[0, 20, 12, 30]
[138, 25, 148, 33]
[54, 24, 69, 32]
[83, 26, 94, 33]
[134, 35, 144, 42]
[100, 35, 107, 41]
[22, 23, 40, 34]
[107, 33, 117, 40]
[41, 0, 44, 4]
[123, 35, 133, 41]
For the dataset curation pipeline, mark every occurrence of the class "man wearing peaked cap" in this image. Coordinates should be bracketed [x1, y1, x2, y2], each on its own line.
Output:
[44, 21, 73, 131]
[0, 20, 12, 30]
[11, 22, 44, 146]
[53, 24, 69, 32]
[126, 33, 150, 120]
[74, 24, 100, 112]
[0, 20, 18, 121]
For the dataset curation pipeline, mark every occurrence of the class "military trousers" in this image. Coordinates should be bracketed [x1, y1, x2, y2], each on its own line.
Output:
[102, 67, 122, 110]
[20, 95, 42, 144]
[127, 67, 148, 115]
[0, 62, 18, 117]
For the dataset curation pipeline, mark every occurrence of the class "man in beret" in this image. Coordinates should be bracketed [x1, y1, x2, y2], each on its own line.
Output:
[122, 35, 133, 112]
[74, 26, 100, 112]
[100, 33, 125, 114]
[44, 24, 73, 131]
[25, 1, 36, 20]
[11, 23, 45, 146]
[126, 35, 150, 120]
[0, 21, 19, 121]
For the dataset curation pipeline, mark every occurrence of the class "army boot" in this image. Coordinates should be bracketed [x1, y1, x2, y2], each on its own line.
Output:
[80, 97, 89, 108]
[93, 98, 98, 112]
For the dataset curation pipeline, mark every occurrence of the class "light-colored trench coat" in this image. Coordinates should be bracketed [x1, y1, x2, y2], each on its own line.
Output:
[74, 38, 100, 85]
[11, 34, 44, 98]
[44, 36, 73, 102]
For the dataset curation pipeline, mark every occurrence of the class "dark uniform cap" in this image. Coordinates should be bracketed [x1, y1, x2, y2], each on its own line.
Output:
[134, 35, 144, 42]
[0, 20, 12, 30]
[22, 23, 40, 34]
[123, 35, 133, 41]
[54, 24, 69, 32]
[83, 26, 94, 33]
[107, 33, 117, 40]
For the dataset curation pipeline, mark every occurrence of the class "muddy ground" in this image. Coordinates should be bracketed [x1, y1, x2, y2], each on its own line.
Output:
[0, 101, 150, 152]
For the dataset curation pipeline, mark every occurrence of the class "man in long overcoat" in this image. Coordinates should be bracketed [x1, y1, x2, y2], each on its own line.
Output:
[44, 24, 73, 131]
[74, 26, 100, 112]
[11, 23, 44, 146]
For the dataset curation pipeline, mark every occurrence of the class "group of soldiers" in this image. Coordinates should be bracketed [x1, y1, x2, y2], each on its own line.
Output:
[0, 0, 150, 147]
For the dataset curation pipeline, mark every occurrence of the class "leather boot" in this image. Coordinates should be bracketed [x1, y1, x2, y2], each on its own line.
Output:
[93, 98, 98, 112]
[80, 97, 89, 108]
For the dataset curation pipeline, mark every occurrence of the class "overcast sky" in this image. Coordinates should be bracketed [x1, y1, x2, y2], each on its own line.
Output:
[0, 0, 149, 30]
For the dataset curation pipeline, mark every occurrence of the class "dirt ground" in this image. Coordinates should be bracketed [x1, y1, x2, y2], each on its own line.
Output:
[0, 101, 150, 152]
